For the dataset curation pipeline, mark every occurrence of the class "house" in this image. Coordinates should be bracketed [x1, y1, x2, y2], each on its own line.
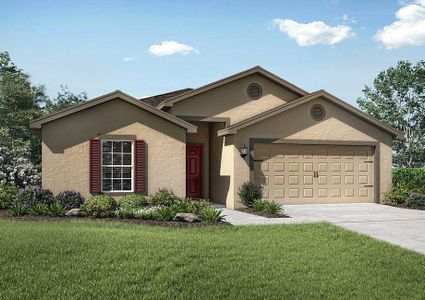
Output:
[30, 66, 402, 209]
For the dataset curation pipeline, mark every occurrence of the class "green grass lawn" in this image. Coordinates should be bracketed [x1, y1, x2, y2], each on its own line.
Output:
[0, 220, 424, 299]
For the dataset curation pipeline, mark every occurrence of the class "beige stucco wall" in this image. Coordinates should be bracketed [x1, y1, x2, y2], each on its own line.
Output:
[42, 98, 186, 200]
[186, 121, 209, 198]
[169, 74, 300, 125]
[224, 97, 393, 209]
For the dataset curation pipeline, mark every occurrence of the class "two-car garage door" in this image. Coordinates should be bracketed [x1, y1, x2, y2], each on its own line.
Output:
[253, 144, 375, 204]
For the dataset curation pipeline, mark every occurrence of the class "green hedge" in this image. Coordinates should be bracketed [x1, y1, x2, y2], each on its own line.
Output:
[388, 168, 425, 204]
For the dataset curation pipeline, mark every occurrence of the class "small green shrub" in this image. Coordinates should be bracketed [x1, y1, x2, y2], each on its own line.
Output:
[406, 193, 425, 208]
[238, 182, 262, 207]
[82, 195, 117, 218]
[262, 201, 283, 215]
[9, 204, 28, 216]
[46, 204, 65, 217]
[390, 168, 425, 204]
[199, 207, 225, 223]
[29, 204, 48, 216]
[115, 208, 135, 219]
[149, 189, 178, 206]
[251, 199, 265, 211]
[15, 186, 55, 208]
[134, 207, 158, 220]
[119, 194, 148, 210]
[0, 183, 19, 209]
[153, 206, 177, 221]
[55, 191, 84, 210]
[171, 198, 209, 214]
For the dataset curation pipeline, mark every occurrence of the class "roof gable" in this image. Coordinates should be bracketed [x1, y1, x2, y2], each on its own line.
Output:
[217, 90, 403, 139]
[140, 88, 193, 107]
[157, 66, 308, 109]
[30, 90, 197, 133]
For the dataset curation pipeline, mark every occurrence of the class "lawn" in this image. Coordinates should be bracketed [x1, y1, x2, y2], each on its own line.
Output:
[0, 220, 424, 299]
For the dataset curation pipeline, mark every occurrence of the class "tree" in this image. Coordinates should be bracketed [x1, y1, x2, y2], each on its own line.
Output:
[45, 85, 87, 114]
[357, 60, 425, 168]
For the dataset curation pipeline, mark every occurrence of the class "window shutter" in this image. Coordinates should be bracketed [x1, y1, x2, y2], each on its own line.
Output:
[90, 139, 101, 193]
[134, 140, 145, 193]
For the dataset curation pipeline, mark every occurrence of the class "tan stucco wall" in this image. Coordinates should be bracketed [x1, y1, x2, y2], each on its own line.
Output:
[42, 98, 186, 200]
[169, 74, 300, 125]
[224, 97, 393, 209]
[186, 121, 209, 199]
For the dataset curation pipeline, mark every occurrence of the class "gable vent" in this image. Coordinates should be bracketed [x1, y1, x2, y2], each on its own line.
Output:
[310, 104, 325, 121]
[247, 83, 262, 100]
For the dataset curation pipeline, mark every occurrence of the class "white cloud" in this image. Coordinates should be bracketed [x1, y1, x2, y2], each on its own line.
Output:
[342, 13, 357, 23]
[123, 57, 139, 63]
[374, 0, 425, 49]
[148, 41, 199, 56]
[272, 18, 354, 46]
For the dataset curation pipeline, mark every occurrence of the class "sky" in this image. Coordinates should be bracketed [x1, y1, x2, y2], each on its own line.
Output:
[1, 0, 425, 106]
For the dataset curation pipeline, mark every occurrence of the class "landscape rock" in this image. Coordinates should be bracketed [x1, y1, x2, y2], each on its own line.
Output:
[65, 208, 85, 217]
[173, 213, 201, 223]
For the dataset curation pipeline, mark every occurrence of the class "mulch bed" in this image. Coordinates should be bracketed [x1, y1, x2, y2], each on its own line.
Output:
[0, 210, 231, 228]
[385, 204, 425, 211]
[237, 208, 291, 219]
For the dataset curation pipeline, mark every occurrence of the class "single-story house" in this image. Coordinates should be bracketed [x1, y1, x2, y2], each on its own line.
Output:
[30, 66, 402, 209]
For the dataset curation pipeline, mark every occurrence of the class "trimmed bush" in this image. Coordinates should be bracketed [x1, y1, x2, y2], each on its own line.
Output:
[153, 206, 177, 221]
[406, 193, 425, 208]
[199, 207, 225, 223]
[82, 195, 117, 218]
[0, 183, 18, 209]
[172, 198, 209, 214]
[149, 189, 178, 206]
[389, 168, 425, 204]
[55, 191, 84, 210]
[250, 199, 283, 216]
[238, 182, 262, 207]
[13, 186, 54, 208]
[119, 194, 148, 210]
[115, 208, 135, 219]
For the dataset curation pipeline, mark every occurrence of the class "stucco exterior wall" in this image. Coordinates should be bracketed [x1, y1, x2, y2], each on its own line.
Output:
[42, 98, 186, 200]
[186, 121, 210, 198]
[169, 74, 300, 125]
[227, 97, 393, 208]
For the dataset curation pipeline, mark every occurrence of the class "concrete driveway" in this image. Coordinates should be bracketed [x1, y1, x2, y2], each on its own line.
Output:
[285, 203, 425, 254]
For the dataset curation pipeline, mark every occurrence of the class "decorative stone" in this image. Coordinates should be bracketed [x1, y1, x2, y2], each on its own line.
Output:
[65, 208, 85, 217]
[173, 213, 201, 223]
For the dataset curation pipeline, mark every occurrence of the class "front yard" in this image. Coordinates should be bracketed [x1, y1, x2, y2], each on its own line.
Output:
[0, 220, 424, 299]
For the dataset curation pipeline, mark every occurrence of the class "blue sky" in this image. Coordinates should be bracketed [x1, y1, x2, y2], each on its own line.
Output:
[1, 0, 425, 106]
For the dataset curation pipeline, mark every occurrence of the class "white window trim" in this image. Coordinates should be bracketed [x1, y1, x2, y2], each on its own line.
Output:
[100, 139, 134, 193]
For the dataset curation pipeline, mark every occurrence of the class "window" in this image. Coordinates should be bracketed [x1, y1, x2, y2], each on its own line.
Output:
[101, 140, 133, 192]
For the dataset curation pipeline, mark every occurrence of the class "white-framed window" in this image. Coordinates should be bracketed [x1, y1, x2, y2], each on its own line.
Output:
[101, 140, 133, 192]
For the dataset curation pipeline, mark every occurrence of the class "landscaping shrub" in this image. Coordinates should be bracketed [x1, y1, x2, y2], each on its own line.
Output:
[199, 207, 225, 223]
[389, 168, 425, 204]
[115, 208, 135, 219]
[251, 199, 265, 211]
[13, 186, 55, 208]
[9, 204, 28, 216]
[149, 188, 178, 206]
[46, 204, 65, 217]
[153, 206, 177, 221]
[29, 204, 48, 216]
[406, 193, 425, 208]
[134, 207, 158, 220]
[250, 199, 283, 216]
[55, 191, 84, 210]
[0, 183, 18, 209]
[119, 194, 148, 210]
[238, 182, 262, 207]
[172, 197, 209, 214]
[82, 195, 117, 218]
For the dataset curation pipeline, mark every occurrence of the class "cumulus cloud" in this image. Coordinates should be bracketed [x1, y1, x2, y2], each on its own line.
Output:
[374, 0, 425, 49]
[342, 13, 357, 23]
[148, 41, 199, 56]
[272, 18, 354, 46]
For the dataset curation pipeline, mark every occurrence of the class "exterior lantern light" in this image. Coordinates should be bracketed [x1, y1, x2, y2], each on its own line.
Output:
[240, 144, 248, 158]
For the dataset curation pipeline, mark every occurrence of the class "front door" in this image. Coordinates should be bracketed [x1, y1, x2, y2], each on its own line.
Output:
[186, 145, 202, 198]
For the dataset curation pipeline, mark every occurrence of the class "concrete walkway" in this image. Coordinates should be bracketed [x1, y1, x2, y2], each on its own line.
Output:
[214, 203, 425, 254]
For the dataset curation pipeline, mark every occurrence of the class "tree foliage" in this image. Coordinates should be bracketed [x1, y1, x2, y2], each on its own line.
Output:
[0, 51, 86, 168]
[357, 60, 425, 168]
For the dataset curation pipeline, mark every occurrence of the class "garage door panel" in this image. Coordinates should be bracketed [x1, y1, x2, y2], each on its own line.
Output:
[253, 143, 375, 204]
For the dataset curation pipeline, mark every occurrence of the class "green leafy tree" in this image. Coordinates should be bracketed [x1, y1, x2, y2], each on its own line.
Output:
[45, 85, 87, 113]
[357, 60, 425, 168]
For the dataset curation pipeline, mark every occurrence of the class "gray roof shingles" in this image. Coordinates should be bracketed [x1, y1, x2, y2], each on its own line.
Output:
[140, 88, 193, 107]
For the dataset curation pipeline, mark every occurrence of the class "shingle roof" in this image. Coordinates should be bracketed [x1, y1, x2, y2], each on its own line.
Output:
[140, 88, 193, 107]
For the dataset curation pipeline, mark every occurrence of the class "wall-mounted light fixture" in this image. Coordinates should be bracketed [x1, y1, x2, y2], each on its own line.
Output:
[240, 144, 248, 158]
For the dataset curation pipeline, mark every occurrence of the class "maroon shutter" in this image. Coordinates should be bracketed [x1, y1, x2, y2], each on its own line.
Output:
[90, 139, 101, 193]
[134, 140, 145, 193]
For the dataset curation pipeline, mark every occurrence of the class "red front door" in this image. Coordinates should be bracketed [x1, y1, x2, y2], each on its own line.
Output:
[186, 145, 202, 198]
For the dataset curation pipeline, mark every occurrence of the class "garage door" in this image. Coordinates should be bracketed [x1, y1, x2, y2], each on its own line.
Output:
[253, 144, 375, 204]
